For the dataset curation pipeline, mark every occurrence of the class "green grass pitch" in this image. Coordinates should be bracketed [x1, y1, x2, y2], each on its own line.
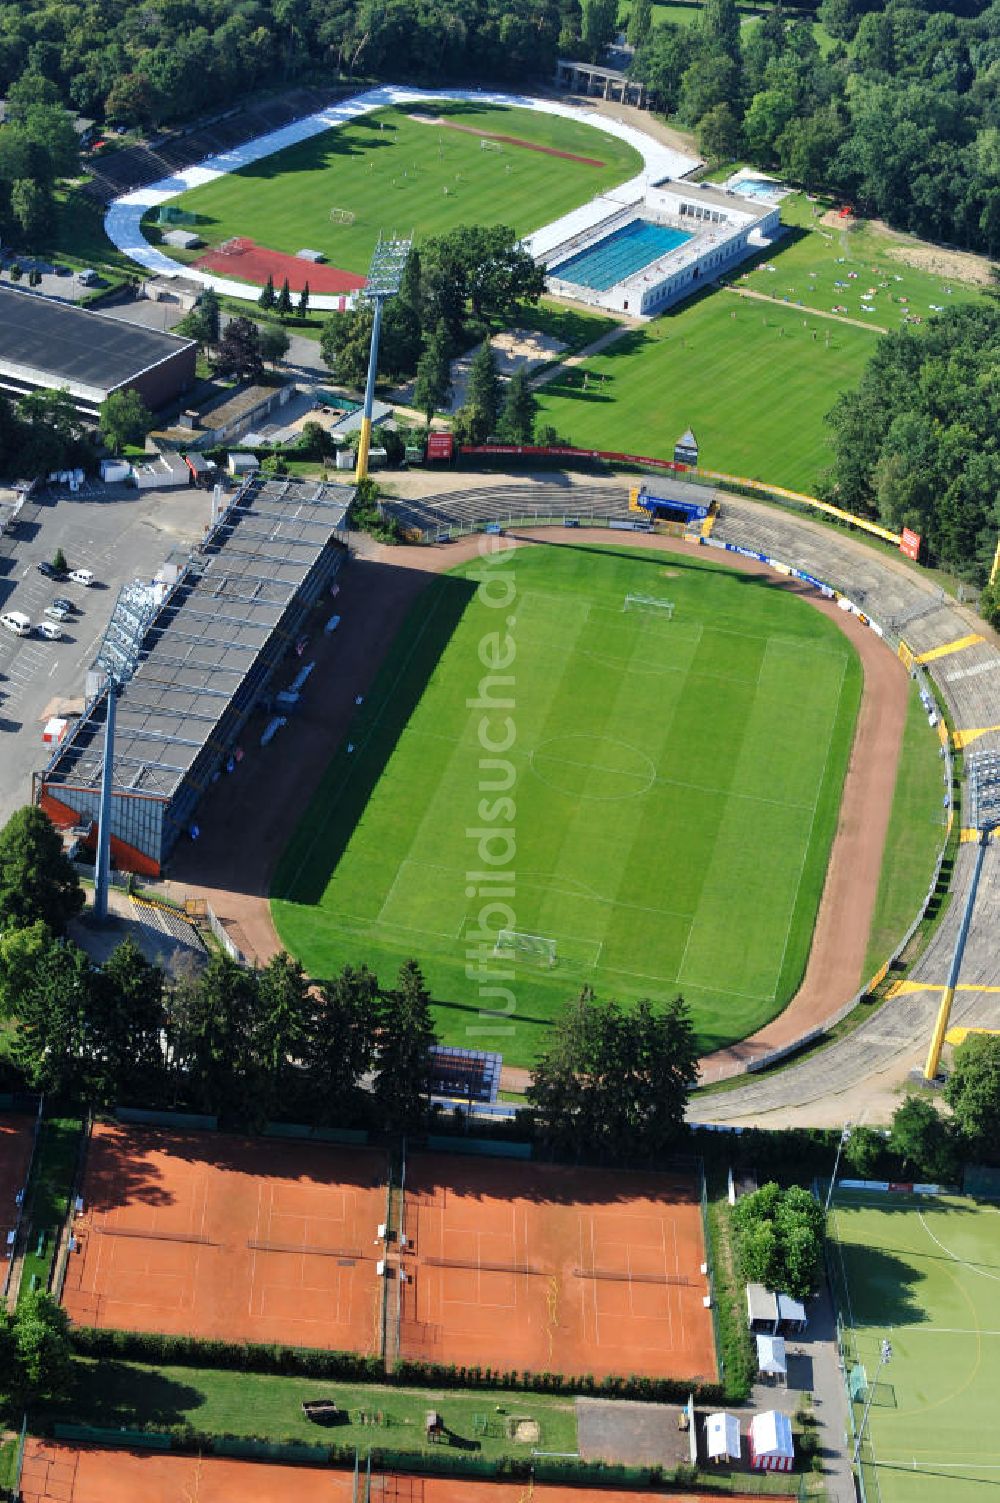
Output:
[164, 103, 642, 275]
[272, 543, 861, 1066]
[830, 1190, 1000, 1503]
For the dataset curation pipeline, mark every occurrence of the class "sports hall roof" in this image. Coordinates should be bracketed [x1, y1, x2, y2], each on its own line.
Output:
[43, 475, 353, 802]
[0, 284, 194, 393]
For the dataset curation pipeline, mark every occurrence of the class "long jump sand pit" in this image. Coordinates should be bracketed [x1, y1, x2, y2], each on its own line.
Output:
[0, 1111, 35, 1254]
[61, 1123, 387, 1351]
[400, 1155, 715, 1381]
[18, 1443, 788, 1503]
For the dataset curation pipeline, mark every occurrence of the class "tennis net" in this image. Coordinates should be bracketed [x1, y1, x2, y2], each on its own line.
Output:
[247, 1240, 364, 1260]
[572, 1267, 692, 1285]
[423, 1255, 544, 1276]
[95, 1226, 217, 1246]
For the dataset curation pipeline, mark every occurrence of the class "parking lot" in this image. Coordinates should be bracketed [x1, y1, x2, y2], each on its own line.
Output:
[0, 479, 212, 827]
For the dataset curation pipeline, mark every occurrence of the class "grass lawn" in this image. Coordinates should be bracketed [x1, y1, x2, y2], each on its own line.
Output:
[17, 1117, 81, 1305]
[535, 289, 877, 491]
[165, 103, 642, 276]
[272, 542, 861, 1065]
[62, 1359, 578, 1458]
[829, 1191, 1000, 1503]
[863, 683, 949, 978]
[536, 192, 986, 492]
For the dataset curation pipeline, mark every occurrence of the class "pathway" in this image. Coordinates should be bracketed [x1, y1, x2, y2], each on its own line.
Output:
[528, 321, 637, 389]
[720, 281, 890, 334]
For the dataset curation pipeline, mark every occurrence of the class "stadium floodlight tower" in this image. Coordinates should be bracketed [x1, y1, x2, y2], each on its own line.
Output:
[93, 582, 158, 922]
[355, 234, 412, 484]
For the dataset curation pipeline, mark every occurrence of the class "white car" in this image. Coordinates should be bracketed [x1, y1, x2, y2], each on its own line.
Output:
[69, 568, 95, 587]
[44, 602, 70, 622]
[1, 610, 31, 637]
[37, 621, 62, 641]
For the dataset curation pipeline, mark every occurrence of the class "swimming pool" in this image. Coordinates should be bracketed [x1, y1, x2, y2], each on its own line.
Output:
[731, 176, 787, 203]
[551, 219, 692, 291]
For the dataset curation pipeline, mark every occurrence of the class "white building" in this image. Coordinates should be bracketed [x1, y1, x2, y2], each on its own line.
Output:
[542, 180, 780, 318]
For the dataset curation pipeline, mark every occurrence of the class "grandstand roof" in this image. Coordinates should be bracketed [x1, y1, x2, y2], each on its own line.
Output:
[43, 475, 353, 804]
[0, 285, 194, 397]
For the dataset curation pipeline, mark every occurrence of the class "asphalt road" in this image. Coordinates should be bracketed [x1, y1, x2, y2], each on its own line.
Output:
[0, 480, 211, 827]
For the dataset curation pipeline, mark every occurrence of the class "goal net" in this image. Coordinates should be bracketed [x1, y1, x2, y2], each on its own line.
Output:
[494, 929, 557, 966]
[623, 593, 674, 618]
[480, 138, 504, 152]
[330, 207, 356, 225]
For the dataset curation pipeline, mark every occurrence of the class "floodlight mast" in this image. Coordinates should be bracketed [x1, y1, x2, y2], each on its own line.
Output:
[355, 235, 412, 483]
[93, 583, 158, 922]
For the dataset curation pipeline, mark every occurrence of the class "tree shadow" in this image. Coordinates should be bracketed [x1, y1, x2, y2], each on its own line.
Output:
[56, 1359, 206, 1429]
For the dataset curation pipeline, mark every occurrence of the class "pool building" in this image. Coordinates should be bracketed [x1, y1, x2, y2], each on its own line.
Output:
[542, 180, 780, 317]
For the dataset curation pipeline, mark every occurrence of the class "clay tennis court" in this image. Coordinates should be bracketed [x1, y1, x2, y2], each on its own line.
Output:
[18, 1442, 786, 1503]
[61, 1124, 386, 1350]
[195, 238, 367, 293]
[400, 1155, 715, 1381]
[0, 1112, 34, 1264]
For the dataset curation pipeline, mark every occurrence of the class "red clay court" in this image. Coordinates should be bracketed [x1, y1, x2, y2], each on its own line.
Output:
[19, 1443, 783, 1503]
[61, 1124, 386, 1351]
[195, 238, 368, 294]
[0, 1111, 35, 1265]
[400, 1155, 715, 1382]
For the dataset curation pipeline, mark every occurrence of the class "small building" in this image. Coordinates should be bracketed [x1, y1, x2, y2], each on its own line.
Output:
[777, 1293, 807, 1334]
[705, 1412, 741, 1465]
[184, 452, 216, 487]
[228, 452, 260, 476]
[755, 1333, 787, 1385]
[749, 1411, 794, 1473]
[162, 229, 203, 251]
[746, 1283, 779, 1332]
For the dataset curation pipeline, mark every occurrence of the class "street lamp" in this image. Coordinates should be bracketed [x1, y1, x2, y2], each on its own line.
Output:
[853, 1338, 892, 1464]
[824, 1121, 853, 1213]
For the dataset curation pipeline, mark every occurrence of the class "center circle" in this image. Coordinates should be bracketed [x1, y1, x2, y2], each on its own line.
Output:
[528, 734, 656, 801]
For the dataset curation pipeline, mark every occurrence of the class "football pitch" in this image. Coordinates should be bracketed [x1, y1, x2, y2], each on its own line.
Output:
[829, 1191, 1000, 1503]
[164, 103, 641, 275]
[272, 543, 861, 1066]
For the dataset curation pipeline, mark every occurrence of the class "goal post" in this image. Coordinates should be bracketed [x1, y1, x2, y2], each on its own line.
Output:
[329, 207, 356, 225]
[494, 929, 558, 966]
[480, 138, 504, 152]
[623, 594, 674, 617]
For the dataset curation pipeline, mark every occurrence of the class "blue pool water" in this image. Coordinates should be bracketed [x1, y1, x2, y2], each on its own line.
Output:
[733, 177, 785, 202]
[552, 219, 692, 292]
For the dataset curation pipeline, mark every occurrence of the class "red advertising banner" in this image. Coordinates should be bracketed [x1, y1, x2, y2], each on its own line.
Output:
[900, 527, 921, 560]
[426, 432, 455, 460]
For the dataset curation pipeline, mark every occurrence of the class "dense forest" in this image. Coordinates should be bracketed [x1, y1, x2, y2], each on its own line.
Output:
[632, 0, 1000, 255]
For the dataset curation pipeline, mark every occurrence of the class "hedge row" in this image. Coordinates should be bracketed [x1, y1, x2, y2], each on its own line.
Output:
[69, 1326, 724, 1405]
[69, 1327, 382, 1382]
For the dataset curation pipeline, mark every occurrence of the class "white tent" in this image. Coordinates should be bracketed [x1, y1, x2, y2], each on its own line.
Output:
[749, 1410, 795, 1472]
[705, 1411, 741, 1464]
[756, 1333, 788, 1382]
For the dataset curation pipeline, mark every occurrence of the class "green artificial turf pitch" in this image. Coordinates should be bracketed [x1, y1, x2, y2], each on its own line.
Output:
[164, 103, 642, 275]
[830, 1191, 1000, 1503]
[272, 543, 861, 1066]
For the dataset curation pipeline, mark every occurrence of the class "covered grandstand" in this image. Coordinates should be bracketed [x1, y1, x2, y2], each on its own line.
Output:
[37, 475, 353, 875]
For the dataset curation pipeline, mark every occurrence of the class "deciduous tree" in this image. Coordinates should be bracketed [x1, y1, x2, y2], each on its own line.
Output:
[0, 806, 84, 934]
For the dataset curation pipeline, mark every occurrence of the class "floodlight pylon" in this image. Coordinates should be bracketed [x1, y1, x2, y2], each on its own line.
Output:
[93, 582, 158, 921]
[356, 235, 411, 483]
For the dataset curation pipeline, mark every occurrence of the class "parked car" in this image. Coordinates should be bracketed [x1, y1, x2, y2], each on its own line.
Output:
[1, 611, 31, 637]
[69, 568, 95, 587]
[37, 621, 62, 641]
[36, 561, 67, 581]
[51, 596, 75, 614]
[44, 603, 70, 623]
